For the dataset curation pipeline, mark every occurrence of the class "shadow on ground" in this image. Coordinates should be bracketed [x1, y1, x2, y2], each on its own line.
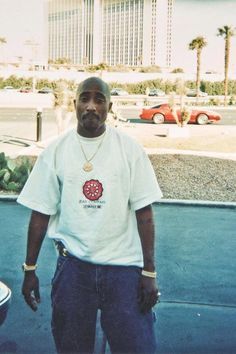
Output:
[0, 201, 236, 354]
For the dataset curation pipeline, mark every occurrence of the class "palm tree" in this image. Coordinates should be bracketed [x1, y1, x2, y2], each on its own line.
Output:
[0, 37, 6, 44]
[189, 36, 207, 100]
[217, 25, 235, 106]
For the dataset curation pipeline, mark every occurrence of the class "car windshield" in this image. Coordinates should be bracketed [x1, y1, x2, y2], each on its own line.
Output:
[151, 104, 163, 109]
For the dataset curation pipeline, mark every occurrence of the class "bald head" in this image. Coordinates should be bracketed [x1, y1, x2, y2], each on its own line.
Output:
[76, 77, 111, 102]
[75, 76, 112, 137]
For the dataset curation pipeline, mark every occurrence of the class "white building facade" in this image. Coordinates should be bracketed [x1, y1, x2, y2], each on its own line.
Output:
[48, 0, 174, 67]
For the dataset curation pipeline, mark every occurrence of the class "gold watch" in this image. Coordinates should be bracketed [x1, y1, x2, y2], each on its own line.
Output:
[22, 262, 37, 272]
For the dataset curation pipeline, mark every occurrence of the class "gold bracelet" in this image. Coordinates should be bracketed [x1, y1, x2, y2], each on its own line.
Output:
[22, 262, 37, 272]
[141, 270, 157, 278]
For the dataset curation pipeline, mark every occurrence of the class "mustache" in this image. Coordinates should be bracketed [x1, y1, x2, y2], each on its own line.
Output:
[82, 112, 100, 120]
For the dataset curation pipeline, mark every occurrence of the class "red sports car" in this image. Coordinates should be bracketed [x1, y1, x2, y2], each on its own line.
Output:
[19, 86, 32, 93]
[139, 103, 221, 125]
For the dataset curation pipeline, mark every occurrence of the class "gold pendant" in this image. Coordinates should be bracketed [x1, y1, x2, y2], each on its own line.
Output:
[83, 162, 93, 172]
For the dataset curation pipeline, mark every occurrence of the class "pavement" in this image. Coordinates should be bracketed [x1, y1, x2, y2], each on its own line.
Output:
[0, 200, 236, 354]
[117, 123, 236, 161]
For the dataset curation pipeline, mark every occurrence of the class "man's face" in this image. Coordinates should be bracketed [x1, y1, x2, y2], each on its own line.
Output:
[75, 78, 112, 137]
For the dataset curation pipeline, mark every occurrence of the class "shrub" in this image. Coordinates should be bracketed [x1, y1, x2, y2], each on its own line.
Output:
[0, 153, 33, 193]
[171, 68, 184, 73]
[229, 95, 236, 105]
[209, 98, 221, 106]
[139, 65, 162, 73]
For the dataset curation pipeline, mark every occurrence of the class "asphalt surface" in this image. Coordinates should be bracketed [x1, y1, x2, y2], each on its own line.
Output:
[0, 106, 236, 125]
[0, 200, 236, 354]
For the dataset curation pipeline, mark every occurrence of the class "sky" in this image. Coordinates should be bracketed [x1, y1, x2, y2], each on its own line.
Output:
[0, 0, 46, 63]
[172, 0, 236, 74]
[0, 0, 235, 74]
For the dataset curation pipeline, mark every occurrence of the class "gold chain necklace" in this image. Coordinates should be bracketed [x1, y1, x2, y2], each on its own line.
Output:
[78, 132, 106, 172]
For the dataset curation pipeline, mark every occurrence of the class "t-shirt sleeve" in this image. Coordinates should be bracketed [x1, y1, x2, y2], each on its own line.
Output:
[17, 154, 60, 215]
[129, 150, 163, 211]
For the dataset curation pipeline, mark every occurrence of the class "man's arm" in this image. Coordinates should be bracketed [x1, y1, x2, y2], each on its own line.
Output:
[22, 210, 50, 311]
[136, 204, 159, 313]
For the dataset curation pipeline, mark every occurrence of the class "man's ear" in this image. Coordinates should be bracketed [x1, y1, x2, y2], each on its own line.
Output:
[109, 102, 113, 111]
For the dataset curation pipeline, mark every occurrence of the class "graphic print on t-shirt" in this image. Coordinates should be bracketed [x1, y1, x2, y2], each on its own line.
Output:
[83, 179, 103, 201]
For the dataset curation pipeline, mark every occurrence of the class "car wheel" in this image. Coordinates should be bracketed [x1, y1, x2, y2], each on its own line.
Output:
[197, 114, 209, 125]
[153, 113, 164, 124]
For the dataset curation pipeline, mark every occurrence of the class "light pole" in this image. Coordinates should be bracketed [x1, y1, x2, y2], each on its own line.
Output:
[36, 107, 43, 142]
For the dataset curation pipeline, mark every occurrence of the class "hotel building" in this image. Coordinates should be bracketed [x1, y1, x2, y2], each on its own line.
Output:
[48, 0, 174, 67]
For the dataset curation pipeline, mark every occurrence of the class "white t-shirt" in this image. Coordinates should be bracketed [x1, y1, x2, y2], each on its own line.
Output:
[17, 126, 162, 267]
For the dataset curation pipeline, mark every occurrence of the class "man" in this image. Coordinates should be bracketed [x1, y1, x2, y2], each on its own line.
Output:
[18, 77, 163, 353]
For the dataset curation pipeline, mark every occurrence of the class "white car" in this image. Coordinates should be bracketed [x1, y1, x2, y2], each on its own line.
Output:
[148, 88, 165, 97]
[111, 88, 129, 96]
[186, 89, 208, 97]
[0, 281, 11, 326]
[2, 86, 16, 92]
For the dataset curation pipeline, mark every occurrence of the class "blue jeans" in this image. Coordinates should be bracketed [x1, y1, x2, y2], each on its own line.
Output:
[51, 254, 157, 354]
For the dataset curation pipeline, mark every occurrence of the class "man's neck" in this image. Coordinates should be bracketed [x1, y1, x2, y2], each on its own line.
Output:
[77, 124, 106, 138]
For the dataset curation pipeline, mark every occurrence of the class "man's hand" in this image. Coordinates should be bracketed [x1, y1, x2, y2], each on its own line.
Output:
[138, 276, 160, 314]
[22, 272, 41, 312]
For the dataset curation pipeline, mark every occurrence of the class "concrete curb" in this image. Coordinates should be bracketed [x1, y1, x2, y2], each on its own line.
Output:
[156, 199, 236, 208]
[146, 148, 236, 161]
[0, 195, 18, 201]
[1, 195, 236, 208]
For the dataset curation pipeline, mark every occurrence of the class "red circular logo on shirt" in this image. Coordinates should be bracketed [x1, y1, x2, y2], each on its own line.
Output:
[83, 179, 103, 201]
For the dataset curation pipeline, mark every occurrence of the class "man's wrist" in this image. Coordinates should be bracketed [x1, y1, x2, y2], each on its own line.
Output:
[22, 262, 38, 272]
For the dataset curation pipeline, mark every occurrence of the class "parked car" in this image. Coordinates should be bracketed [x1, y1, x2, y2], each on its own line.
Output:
[111, 88, 129, 96]
[139, 103, 221, 125]
[19, 86, 32, 93]
[186, 89, 208, 97]
[0, 281, 11, 326]
[38, 87, 53, 94]
[2, 86, 15, 91]
[148, 88, 165, 97]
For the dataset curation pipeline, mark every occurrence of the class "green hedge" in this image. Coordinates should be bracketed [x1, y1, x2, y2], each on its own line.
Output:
[110, 79, 236, 96]
[1, 75, 236, 96]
